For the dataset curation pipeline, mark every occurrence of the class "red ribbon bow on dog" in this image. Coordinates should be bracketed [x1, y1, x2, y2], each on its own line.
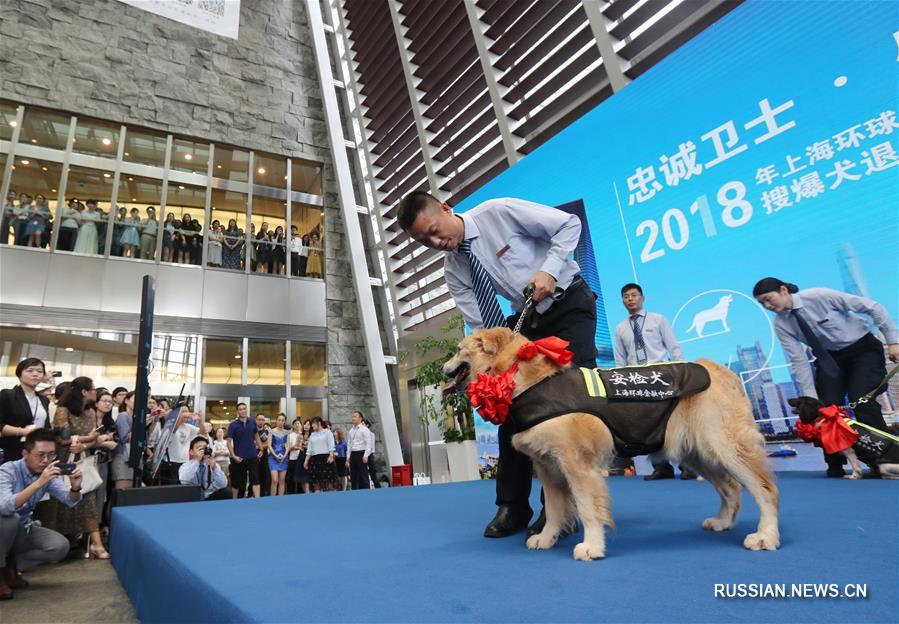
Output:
[468, 337, 575, 426]
[517, 336, 574, 365]
[468, 365, 518, 426]
[794, 404, 858, 454]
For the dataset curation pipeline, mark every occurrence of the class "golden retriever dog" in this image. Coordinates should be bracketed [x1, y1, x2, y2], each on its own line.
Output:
[443, 327, 780, 560]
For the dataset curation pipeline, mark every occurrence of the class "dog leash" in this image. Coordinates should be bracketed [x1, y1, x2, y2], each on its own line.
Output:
[839, 363, 899, 410]
[512, 283, 537, 334]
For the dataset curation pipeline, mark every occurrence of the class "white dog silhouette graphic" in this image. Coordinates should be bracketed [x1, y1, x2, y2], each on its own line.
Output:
[686, 294, 733, 337]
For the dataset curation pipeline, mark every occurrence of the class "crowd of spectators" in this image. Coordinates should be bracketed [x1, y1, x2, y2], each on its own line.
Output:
[0, 356, 379, 601]
[1, 193, 324, 277]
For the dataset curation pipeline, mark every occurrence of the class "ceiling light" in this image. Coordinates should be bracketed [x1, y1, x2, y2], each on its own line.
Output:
[101, 138, 111, 146]
[65, 347, 74, 352]
[184, 154, 192, 161]
[72, 138, 76, 143]
[8, 121, 16, 127]
[257, 167, 265, 174]
[31, 138, 37, 143]
[20, 160, 29, 165]
[284, 175, 287, 180]
[219, 400, 224, 404]
[132, 198, 136, 201]
[41, 167, 47, 171]
[128, 177, 133, 181]
[124, 152, 129, 156]
[234, 355, 240, 359]
[51, 189, 56, 192]
[178, 185, 185, 190]
[103, 173, 111, 178]
[216, 165, 222, 169]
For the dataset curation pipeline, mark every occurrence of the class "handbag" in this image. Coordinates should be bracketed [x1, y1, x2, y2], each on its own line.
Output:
[64, 452, 103, 494]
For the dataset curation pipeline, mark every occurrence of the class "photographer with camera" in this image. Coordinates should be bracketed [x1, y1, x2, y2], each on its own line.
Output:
[179, 436, 229, 501]
[0, 429, 83, 600]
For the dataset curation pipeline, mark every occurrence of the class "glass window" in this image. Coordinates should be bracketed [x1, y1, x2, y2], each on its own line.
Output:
[211, 189, 247, 271]
[248, 401, 281, 422]
[163, 181, 205, 265]
[4, 157, 61, 248]
[291, 342, 327, 386]
[123, 127, 168, 168]
[205, 399, 238, 430]
[171, 137, 209, 175]
[290, 202, 324, 279]
[250, 195, 287, 275]
[248, 340, 286, 385]
[60, 165, 114, 255]
[72, 117, 120, 158]
[212, 145, 249, 183]
[150, 334, 197, 384]
[0, 326, 138, 383]
[203, 338, 243, 384]
[296, 401, 324, 422]
[114, 175, 163, 260]
[20, 107, 71, 150]
[253, 152, 287, 189]
[291, 159, 322, 196]
[0, 101, 18, 141]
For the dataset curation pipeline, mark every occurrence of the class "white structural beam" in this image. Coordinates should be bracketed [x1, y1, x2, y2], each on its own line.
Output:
[330, 0, 408, 338]
[386, 0, 445, 196]
[582, 0, 631, 92]
[306, 0, 403, 468]
[462, 0, 522, 166]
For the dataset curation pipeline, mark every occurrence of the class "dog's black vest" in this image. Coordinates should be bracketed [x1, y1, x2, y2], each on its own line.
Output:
[508, 363, 711, 457]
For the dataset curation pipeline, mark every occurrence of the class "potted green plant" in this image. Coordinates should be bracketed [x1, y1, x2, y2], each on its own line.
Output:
[407, 315, 480, 481]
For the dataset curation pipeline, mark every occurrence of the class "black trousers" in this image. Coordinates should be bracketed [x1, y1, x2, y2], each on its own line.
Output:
[349, 450, 368, 490]
[815, 332, 889, 468]
[367, 453, 380, 488]
[257, 452, 271, 496]
[496, 277, 598, 511]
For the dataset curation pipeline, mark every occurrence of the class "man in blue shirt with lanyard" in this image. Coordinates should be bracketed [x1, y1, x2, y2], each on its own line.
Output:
[399, 192, 598, 539]
[0, 429, 83, 600]
[613, 283, 696, 480]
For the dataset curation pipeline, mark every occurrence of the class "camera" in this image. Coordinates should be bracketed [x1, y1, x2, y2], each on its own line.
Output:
[203, 446, 212, 457]
[57, 463, 77, 476]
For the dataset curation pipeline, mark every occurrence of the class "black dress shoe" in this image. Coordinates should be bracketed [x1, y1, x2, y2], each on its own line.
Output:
[680, 468, 698, 480]
[644, 468, 675, 481]
[526, 508, 577, 539]
[484, 505, 532, 538]
[826, 466, 846, 478]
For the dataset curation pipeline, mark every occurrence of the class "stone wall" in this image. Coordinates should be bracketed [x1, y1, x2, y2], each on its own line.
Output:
[0, 0, 381, 433]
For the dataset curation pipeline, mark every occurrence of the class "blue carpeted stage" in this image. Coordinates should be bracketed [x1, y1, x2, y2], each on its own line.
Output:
[111, 472, 897, 623]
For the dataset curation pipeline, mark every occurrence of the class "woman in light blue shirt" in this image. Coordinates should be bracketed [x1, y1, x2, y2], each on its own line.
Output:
[303, 417, 336, 493]
[754, 277, 899, 478]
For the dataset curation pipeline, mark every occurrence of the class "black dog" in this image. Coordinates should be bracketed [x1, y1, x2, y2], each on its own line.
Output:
[788, 397, 899, 479]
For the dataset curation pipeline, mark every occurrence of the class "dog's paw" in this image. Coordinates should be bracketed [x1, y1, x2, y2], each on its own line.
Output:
[743, 531, 780, 551]
[572, 541, 605, 561]
[844, 473, 861, 480]
[526, 532, 557, 550]
[702, 516, 733, 532]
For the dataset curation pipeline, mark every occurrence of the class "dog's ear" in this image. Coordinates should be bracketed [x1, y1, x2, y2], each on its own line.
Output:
[478, 328, 508, 356]
[787, 398, 801, 407]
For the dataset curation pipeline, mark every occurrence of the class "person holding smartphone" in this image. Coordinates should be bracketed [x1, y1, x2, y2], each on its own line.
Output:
[0, 429, 83, 600]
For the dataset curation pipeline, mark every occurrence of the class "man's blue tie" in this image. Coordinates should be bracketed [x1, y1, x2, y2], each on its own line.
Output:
[457, 239, 506, 329]
[630, 315, 647, 364]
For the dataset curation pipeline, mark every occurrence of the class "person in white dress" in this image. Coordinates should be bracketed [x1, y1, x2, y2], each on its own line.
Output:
[207, 219, 224, 267]
[73, 200, 101, 255]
